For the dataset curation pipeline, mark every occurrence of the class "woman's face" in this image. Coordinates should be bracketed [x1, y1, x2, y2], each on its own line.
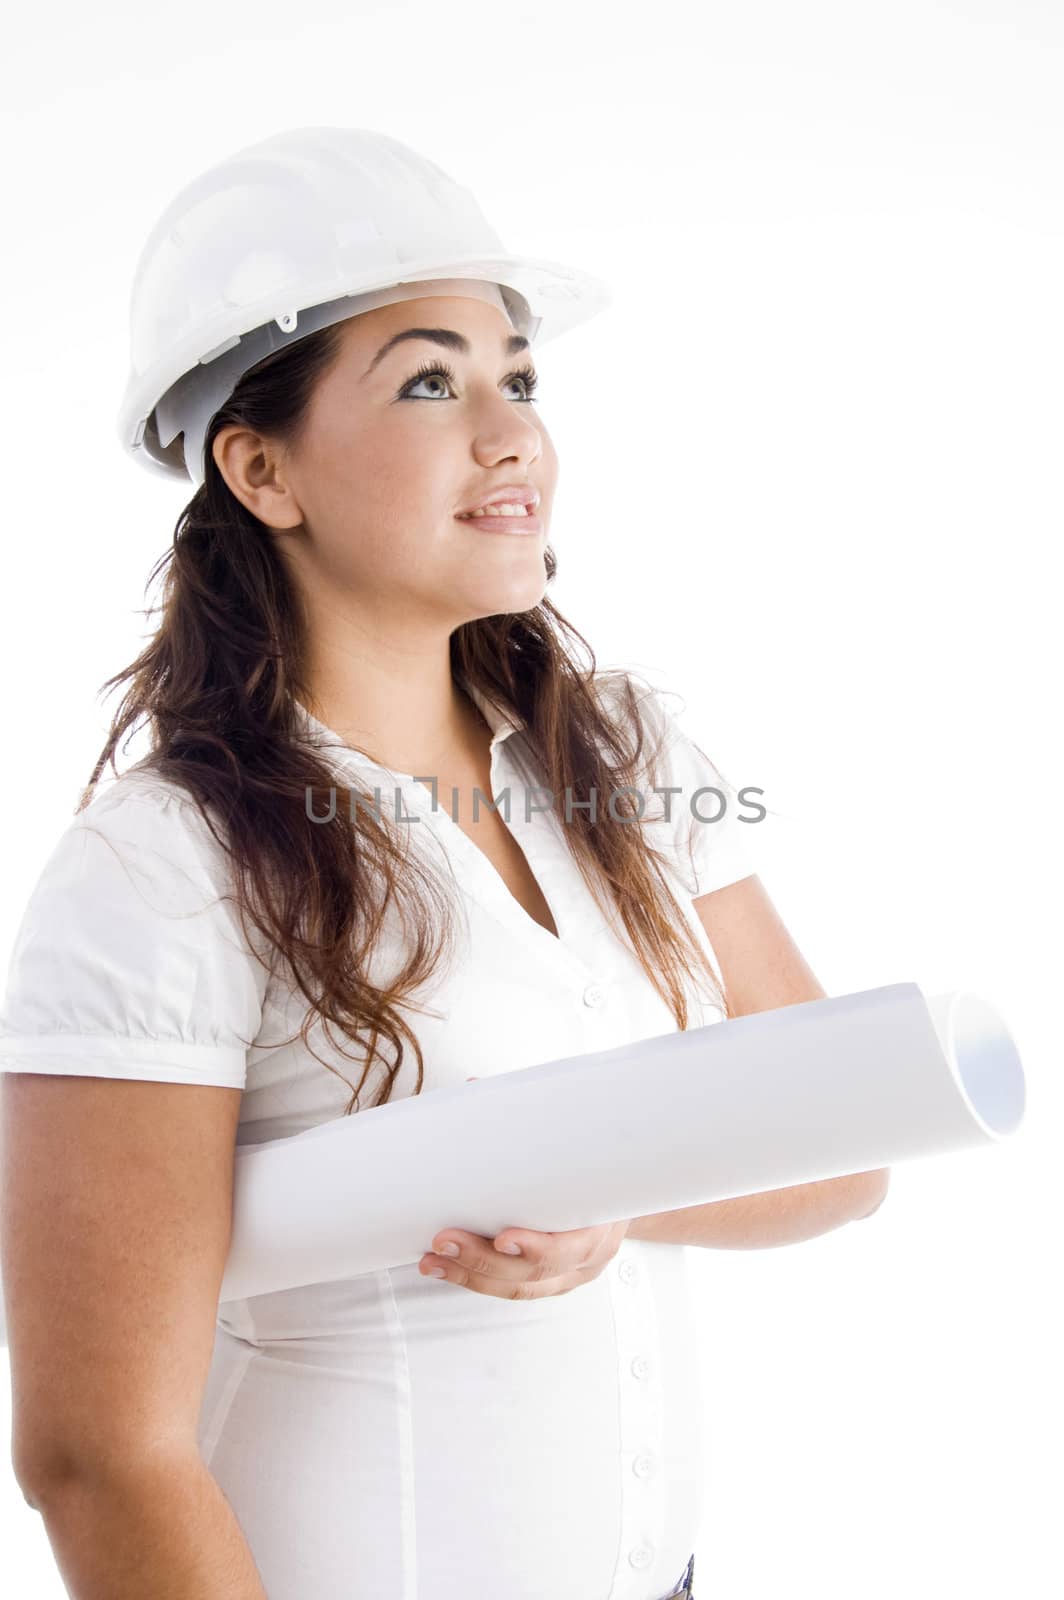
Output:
[225, 294, 557, 632]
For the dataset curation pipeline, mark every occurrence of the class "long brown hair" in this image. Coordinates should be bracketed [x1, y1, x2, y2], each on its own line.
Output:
[81, 323, 734, 1114]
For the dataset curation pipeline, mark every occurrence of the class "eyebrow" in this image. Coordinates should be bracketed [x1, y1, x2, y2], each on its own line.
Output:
[361, 326, 531, 380]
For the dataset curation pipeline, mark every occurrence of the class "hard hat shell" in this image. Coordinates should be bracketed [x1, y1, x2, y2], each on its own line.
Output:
[116, 126, 614, 486]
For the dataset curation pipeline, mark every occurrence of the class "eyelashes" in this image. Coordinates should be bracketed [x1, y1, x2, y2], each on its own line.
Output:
[399, 358, 540, 402]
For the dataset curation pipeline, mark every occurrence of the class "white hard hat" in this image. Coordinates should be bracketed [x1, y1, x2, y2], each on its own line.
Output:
[115, 126, 614, 489]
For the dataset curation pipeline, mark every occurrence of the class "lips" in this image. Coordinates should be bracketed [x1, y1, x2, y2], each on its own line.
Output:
[456, 484, 540, 517]
[456, 507, 542, 534]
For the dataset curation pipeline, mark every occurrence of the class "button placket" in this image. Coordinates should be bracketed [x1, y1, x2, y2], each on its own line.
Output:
[607, 1241, 669, 1597]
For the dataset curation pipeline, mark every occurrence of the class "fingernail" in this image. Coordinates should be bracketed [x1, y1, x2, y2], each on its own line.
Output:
[438, 1242, 460, 1257]
[497, 1242, 522, 1255]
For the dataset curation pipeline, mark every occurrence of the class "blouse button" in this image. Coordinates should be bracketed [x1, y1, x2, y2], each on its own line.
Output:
[582, 982, 605, 1007]
[628, 1546, 653, 1570]
[633, 1452, 656, 1479]
[631, 1356, 651, 1379]
[618, 1259, 637, 1285]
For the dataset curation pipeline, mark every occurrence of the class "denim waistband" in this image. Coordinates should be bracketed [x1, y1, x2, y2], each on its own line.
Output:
[663, 1552, 695, 1598]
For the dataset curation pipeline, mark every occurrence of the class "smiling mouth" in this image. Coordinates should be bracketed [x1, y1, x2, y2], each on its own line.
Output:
[456, 505, 534, 520]
[454, 507, 542, 537]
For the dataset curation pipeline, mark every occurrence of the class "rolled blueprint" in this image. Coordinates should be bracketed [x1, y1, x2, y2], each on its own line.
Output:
[215, 981, 1024, 1304]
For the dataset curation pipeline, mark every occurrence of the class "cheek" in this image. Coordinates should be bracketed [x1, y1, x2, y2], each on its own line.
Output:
[302, 429, 409, 534]
[311, 470, 455, 580]
[337, 420, 449, 518]
[532, 427, 559, 500]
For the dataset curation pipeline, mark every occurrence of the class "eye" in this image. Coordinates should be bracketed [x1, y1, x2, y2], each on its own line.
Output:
[399, 359, 540, 403]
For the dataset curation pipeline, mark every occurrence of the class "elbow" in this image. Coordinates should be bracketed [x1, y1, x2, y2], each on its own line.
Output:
[12, 1436, 91, 1508]
[14, 1435, 201, 1512]
[12, 1422, 156, 1507]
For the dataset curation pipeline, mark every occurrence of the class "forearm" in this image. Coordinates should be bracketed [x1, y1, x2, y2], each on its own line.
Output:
[21, 1452, 267, 1599]
[627, 1170, 889, 1249]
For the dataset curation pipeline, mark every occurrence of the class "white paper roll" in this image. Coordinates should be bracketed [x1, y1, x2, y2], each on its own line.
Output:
[0, 983, 1026, 1345]
[214, 981, 1024, 1304]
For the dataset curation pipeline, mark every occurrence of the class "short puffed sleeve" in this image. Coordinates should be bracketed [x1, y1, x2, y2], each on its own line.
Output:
[0, 776, 269, 1088]
[599, 673, 761, 899]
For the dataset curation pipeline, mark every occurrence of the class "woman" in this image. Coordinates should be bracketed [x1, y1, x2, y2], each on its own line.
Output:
[0, 128, 888, 1598]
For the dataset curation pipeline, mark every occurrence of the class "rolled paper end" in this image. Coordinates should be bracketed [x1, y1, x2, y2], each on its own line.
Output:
[925, 991, 1026, 1141]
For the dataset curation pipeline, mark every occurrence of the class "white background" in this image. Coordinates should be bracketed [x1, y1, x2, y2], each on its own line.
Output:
[1, 1, 1061, 1595]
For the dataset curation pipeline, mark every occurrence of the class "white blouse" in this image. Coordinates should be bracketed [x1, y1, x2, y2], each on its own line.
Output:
[0, 673, 758, 1600]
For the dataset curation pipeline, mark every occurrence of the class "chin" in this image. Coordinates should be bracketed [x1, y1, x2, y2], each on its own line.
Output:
[501, 572, 550, 610]
[464, 572, 548, 618]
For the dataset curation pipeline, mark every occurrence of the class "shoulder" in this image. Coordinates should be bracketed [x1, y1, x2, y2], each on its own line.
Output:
[590, 668, 657, 727]
[19, 767, 245, 941]
[1, 765, 267, 1085]
[76, 764, 216, 827]
[68, 767, 231, 871]
[589, 668, 685, 764]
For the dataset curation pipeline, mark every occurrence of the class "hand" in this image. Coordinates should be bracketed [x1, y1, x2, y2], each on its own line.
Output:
[418, 1076, 632, 1300]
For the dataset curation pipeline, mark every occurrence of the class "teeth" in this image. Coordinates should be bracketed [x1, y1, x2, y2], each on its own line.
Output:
[461, 502, 530, 518]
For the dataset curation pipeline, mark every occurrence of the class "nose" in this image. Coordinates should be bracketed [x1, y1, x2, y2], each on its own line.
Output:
[471, 405, 542, 470]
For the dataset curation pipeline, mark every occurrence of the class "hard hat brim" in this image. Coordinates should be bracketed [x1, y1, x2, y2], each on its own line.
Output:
[117, 251, 614, 485]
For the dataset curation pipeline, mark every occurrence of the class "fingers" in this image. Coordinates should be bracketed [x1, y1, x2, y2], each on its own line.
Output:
[422, 1231, 538, 1282]
[506, 1221, 620, 1272]
[420, 1221, 623, 1295]
[419, 1249, 591, 1302]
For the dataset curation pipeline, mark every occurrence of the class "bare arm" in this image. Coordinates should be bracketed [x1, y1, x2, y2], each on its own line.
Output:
[1, 1071, 267, 1598]
[23, 1452, 267, 1599]
[627, 875, 890, 1247]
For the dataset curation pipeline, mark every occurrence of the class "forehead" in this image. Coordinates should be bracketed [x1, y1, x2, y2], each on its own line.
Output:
[336, 294, 514, 354]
